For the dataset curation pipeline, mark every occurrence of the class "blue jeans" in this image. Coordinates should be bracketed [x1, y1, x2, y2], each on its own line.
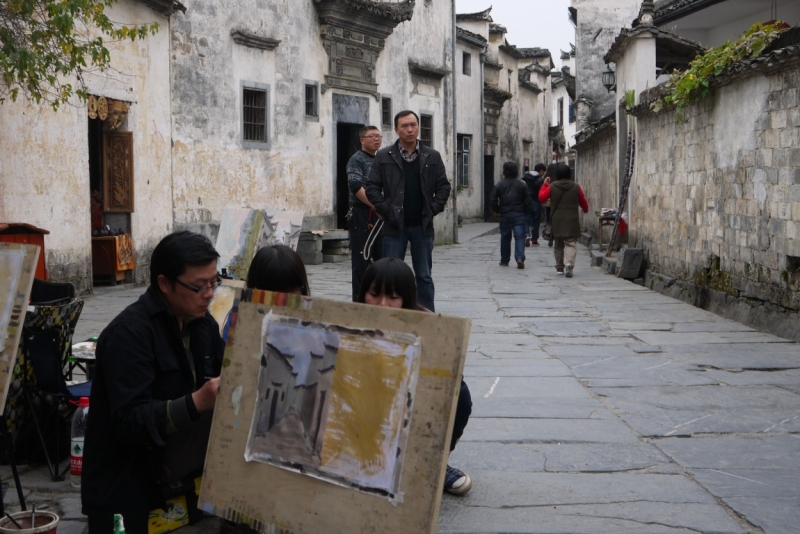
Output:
[527, 201, 542, 240]
[500, 212, 528, 264]
[382, 225, 436, 311]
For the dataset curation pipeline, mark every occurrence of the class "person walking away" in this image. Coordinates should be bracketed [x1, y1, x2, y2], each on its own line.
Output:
[365, 110, 451, 311]
[489, 161, 533, 269]
[357, 258, 473, 495]
[538, 163, 589, 277]
[82, 231, 224, 534]
[346, 126, 383, 301]
[521, 163, 546, 246]
[542, 163, 557, 247]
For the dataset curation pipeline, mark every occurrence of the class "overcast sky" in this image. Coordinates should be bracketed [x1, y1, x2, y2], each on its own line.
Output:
[455, 0, 574, 69]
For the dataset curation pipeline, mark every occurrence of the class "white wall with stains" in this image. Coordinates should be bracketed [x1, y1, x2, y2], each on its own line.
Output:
[0, 0, 173, 293]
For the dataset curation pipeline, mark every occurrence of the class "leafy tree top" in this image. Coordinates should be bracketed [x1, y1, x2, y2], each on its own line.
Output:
[1, 0, 159, 110]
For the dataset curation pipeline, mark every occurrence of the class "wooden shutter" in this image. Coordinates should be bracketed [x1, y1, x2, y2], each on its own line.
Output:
[103, 131, 134, 213]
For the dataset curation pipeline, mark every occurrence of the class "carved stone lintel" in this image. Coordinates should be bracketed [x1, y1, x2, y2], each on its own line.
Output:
[230, 29, 281, 50]
[408, 60, 451, 79]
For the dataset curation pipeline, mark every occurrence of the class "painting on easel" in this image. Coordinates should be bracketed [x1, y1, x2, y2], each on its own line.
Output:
[244, 315, 420, 498]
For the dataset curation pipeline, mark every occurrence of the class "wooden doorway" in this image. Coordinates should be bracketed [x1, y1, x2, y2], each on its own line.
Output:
[336, 123, 363, 229]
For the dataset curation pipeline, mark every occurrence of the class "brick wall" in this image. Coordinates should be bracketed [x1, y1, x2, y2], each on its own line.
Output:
[631, 65, 800, 312]
[575, 126, 617, 242]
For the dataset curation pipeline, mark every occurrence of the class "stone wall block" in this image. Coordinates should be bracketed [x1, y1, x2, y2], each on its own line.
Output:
[771, 109, 787, 129]
[789, 147, 800, 167]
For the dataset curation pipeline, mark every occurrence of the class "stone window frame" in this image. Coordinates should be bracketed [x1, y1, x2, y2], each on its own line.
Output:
[557, 97, 564, 127]
[462, 52, 472, 76]
[304, 80, 319, 122]
[240, 80, 271, 150]
[381, 95, 393, 129]
[420, 111, 434, 149]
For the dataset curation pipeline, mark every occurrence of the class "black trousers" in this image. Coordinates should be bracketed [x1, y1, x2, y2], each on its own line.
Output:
[451, 380, 472, 452]
[349, 203, 382, 301]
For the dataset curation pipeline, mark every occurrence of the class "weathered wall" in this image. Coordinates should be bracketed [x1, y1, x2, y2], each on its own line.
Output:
[631, 65, 800, 319]
[170, 0, 456, 243]
[0, 1, 173, 293]
[574, 127, 616, 239]
[571, 0, 639, 122]
[455, 34, 485, 222]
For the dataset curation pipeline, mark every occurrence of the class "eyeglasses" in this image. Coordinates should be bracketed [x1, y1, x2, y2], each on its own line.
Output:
[361, 135, 382, 140]
[175, 275, 223, 294]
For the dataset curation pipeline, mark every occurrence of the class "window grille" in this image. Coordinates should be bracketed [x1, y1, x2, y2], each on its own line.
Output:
[463, 52, 472, 76]
[305, 84, 318, 117]
[243, 88, 267, 142]
[382, 97, 392, 127]
[557, 98, 564, 127]
[457, 135, 471, 188]
[420, 114, 433, 148]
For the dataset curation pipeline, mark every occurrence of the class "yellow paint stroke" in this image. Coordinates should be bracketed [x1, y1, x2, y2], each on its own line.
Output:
[321, 336, 411, 476]
[419, 367, 453, 378]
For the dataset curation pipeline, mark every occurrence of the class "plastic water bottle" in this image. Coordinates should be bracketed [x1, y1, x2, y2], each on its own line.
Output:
[70, 397, 90, 487]
[113, 514, 126, 534]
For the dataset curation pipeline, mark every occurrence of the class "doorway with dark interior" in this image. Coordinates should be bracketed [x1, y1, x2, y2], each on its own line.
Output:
[336, 123, 364, 229]
[483, 155, 495, 222]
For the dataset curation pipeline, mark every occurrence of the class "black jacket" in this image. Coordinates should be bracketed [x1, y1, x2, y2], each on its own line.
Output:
[365, 140, 451, 237]
[521, 172, 544, 202]
[490, 177, 533, 215]
[81, 286, 223, 522]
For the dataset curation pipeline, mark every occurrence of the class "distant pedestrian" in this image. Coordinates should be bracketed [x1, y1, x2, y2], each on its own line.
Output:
[365, 110, 451, 311]
[489, 161, 533, 269]
[542, 163, 557, 247]
[539, 163, 589, 277]
[346, 125, 383, 301]
[521, 162, 546, 246]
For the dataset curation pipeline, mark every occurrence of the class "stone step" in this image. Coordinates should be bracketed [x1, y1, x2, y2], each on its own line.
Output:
[323, 254, 349, 263]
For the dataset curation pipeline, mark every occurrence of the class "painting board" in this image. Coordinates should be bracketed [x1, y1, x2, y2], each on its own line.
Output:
[215, 208, 304, 280]
[199, 290, 471, 534]
[209, 279, 246, 336]
[0, 244, 40, 414]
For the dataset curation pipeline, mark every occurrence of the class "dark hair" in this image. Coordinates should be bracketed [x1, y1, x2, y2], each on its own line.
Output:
[359, 125, 379, 138]
[150, 231, 219, 287]
[543, 163, 558, 179]
[356, 258, 416, 310]
[502, 161, 519, 178]
[394, 110, 420, 129]
[556, 162, 573, 181]
[246, 245, 310, 296]
[534, 163, 547, 173]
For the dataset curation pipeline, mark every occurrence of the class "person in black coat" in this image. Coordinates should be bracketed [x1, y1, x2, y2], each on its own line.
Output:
[489, 161, 533, 269]
[82, 231, 224, 534]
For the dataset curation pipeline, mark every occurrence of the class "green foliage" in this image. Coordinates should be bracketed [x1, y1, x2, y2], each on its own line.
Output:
[0, 0, 159, 110]
[623, 89, 636, 111]
[653, 21, 785, 121]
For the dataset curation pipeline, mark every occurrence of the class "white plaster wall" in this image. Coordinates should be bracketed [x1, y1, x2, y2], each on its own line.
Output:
[170, 0, 455, 242]
[0, 0, 172, 292]
[455, 37, 485, 221]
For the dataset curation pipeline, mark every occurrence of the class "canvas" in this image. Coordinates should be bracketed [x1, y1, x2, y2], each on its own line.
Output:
[199, 289, 471, 534]
[0, 244, 40, 413]
[215, 208, 304, 281]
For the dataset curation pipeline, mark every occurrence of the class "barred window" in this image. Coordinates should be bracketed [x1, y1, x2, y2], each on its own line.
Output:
[463, 52, 472, 76]
[382, 97, 392, 127]
[305, 84, 318, 118]
[457, 134, 471, 188]
[420, 114, 433, 148]
[243, 88, 267, 143]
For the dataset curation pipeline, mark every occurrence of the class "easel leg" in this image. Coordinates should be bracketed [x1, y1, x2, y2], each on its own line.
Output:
[0, 418, 26, 513]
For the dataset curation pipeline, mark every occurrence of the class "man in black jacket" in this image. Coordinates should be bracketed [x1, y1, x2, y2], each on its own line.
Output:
[365, 110, 451, 311]
[490, 161, 533, 269]
[521, 162, 547, 246]
[82, 231, 224, 534]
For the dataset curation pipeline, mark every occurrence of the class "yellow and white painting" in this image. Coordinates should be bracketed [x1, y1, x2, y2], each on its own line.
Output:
[244, 315, 420, 498]
[0, 247, 26, 353]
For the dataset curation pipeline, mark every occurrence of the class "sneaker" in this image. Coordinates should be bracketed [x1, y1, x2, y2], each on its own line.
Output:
[444, 465, 473, 496]
[531, 239, 539, 246]
[556, 267, 564, 275]
[525, 236, 531, 247]
[565, 264, 573, 278]
[516, 260, 524, 269]
[499, 261, 509, 267]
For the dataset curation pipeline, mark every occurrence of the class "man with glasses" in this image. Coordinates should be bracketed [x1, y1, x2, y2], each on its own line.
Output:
[82, 231, 224, 534]
[365, 110, 451, 311]
[346, 125, 383, 301]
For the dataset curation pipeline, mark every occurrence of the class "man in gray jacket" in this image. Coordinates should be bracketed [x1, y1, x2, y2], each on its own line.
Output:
[365, 110, 451, 311]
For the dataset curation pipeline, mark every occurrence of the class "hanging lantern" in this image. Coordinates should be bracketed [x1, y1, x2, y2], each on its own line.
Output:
[97, 96, 108, 120]
[602, 69, 616, 93]
[88, 95, 98, 119]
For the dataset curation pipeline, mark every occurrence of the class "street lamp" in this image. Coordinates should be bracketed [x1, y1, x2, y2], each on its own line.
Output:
[602, 69, 616, 93]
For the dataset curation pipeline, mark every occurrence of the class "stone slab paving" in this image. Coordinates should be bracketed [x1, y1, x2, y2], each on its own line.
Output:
[4, 226, 799, 533]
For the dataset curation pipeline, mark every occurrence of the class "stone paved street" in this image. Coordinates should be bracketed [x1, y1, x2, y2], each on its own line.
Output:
[4, 225, 799, 533]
